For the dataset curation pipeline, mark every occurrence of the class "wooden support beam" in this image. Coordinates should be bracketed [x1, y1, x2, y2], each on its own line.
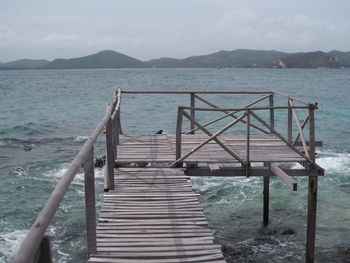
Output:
[105, 113, 115, 191]
[185, 167, 324, 177]
[269, 94, 275, 130]
[288, 99, 293, 143]
[83, 147, 97, 256]
[306, 105, 318, 263]
[270, 164, 297, 191]
[263, 163, 269, 226]
[208, 163, 220, 171]
[175, 107, 184, 168]
[294, 141, 322, 147]
[293, 116, 309, 145]
[289, 100, 309, 158]
[34, 236, 52, 263]
[190, 93, 195, 134]
[306, 176, 318, 263]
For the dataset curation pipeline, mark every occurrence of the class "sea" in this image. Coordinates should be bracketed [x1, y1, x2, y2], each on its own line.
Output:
[0, 68, 349, 263]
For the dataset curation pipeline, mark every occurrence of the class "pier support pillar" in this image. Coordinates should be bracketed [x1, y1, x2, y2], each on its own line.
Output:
[263, 176, 269, 226]
[263, 162, 269, 226]
[306, 104, 317, 263]
[306, 176, 318, 263]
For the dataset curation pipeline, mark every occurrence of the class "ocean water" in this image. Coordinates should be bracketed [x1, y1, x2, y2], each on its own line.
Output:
[0, 68, 349, 262]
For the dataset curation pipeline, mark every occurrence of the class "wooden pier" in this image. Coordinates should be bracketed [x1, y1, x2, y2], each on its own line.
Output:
[14, 90, 324, 263]
[89, 168, 224, 263]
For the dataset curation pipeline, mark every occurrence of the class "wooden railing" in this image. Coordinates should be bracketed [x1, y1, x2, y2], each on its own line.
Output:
[167, 92, 322, 172]
[13, 89, 122, 263]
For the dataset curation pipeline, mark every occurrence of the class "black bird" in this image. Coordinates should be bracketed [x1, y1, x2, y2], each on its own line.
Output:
[155, 129, 163, 134]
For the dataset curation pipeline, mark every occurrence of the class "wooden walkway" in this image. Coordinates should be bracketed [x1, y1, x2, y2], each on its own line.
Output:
[88, 168, 225, 263]
[116, 134, 306, 164]
[14, 90, 323, 263]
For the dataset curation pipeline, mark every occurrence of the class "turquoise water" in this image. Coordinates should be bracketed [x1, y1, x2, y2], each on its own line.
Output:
[0, 69, 349, 262]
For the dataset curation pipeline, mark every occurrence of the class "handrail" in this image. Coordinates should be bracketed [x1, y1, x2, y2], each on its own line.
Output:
[271, 90, 313, 106]
[121, 90, 272, 94]
[179, 105, 309, 111]
[13, 89, 121, 263]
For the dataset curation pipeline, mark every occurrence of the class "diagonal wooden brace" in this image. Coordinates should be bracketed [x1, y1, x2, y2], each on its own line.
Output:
[182, 110, 246, 165]
[170, 111, 248, 167]
[270, 164, 297, 191]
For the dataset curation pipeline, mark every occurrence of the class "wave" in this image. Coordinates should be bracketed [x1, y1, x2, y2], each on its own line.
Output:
[0, 229, 28, 262]
[0, 136, 90, 150]
[43, 165, 103, 185]
[316, 150, 350, 175]
[74, 136, 89, 142]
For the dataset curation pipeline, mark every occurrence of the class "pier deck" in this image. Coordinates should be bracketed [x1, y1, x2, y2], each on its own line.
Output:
[117, 134, 305, 164]
[88, 168, 225, 263]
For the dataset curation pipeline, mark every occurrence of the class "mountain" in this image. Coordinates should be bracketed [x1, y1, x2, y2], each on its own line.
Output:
[144, 49, 287, 68]
[261, 51, 346, 68]
[45, 50, 143, 69]
[328, 50, 350, 66]
[1, 49, 350, 70]
[0, 59, 49, 70]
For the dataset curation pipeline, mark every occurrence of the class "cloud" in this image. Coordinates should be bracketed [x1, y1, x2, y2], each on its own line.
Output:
[0, 8, 350, 61]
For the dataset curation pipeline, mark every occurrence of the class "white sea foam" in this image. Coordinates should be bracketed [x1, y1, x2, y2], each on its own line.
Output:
[0, 229, 28, 262]
[43, 165, 103, 185]
[74, 136, 89, 142]
[290, 150, 350, 175]
[316, 150, 350, 175]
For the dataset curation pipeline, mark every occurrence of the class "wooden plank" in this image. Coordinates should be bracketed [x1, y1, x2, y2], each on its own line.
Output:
[95, 240, 215, 247]
[97, 244, 221, 252]
[90, 249, 222, 258]
[270, 164, 297, 191]
[96, 229, 212, 234]
[89, 254, 225, 263]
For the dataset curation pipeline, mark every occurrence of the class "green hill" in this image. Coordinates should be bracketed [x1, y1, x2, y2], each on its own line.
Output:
[0, 59, 49, 70]
[45, 50, 143, 69]
[261, 51, 345, 68]
[145, 49, 287, 68]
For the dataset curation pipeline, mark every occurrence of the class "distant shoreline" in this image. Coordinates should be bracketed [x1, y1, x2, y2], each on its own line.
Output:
[1, 49, 350, 70]
[1, 67, 349, 71]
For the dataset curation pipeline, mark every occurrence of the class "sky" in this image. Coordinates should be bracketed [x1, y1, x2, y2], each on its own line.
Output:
[1, 0, 350, 62]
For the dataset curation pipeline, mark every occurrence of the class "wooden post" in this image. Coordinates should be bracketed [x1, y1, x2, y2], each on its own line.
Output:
[288, 99, 293, 142]
[117, 107, 122, 135]
[34, 236, 52, 263]
[105, 114, 115, 190]
[190, 93, 195, 134]
[175, 107, 184, 167]
[263, 162, 269, 226]
[269, 94, 275, 131]
[246, 111, 250, 177]
[83, 146, 97, 256]
[306, 104, 318, 263]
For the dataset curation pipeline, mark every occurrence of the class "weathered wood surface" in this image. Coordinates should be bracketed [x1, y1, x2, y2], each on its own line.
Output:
[115, 134, 306, 164]
[88, 168, 225, 263]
